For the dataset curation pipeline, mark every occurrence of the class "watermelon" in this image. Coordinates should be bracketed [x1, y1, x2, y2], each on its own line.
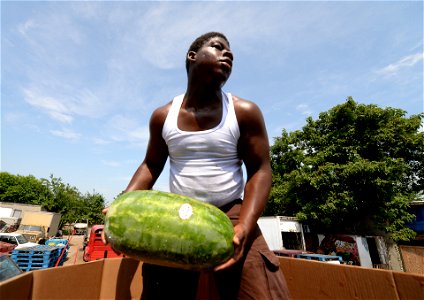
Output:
[104, 190, 234, 270]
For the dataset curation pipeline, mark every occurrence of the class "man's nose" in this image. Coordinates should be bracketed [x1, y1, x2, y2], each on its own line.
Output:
[223, 49, 233, 61]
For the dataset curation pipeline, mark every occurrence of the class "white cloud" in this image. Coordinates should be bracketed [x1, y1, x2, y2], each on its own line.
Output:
[4, 112, 25, 124]
[69, 89, 105, 118]
[93, 138, 111, 145]
[101, 160, 122, 167]
[114, 2, 288, 71]
[106, 115, 149, 144]
[16, 2, 309, 129]
[23, 85, 109, 124]
[296, 104, 313, 116]
[48, 111, 74, 124]
[17, 19, 36, 37]
[377, 52, 423, 76]
[50, 128, 81, 141]
[24, 89, 73, 124]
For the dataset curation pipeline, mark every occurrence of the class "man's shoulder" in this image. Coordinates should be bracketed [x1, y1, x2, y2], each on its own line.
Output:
[232, 95, 262, 119]
[151, 100, 173, 125]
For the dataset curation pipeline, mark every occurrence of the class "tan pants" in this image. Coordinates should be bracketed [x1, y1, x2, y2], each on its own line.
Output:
[141, 200, 291, 300]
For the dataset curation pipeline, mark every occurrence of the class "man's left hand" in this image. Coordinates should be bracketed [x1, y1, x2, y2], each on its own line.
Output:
[214, 223, 247, 271]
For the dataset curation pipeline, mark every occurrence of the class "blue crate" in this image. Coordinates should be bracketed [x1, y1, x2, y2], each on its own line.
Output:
[12, 255, 56, 264]
[45, 238, 70, 249]
[15, 255, 66, 272]
[11, 245, 61, 268]
[12, 251, 60, 260]
[11, 245, 68, 272]
[12, 245, 60, 256]
[19, 264, 53, 272]
[17, 261, 53, 269]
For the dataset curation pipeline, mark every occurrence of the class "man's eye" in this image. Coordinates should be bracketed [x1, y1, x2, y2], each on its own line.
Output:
[212, 44, 222, 50]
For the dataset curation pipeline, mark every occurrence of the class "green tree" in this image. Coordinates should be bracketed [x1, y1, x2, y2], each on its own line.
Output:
[79, 191, 106, 225]
[0, 172, 52, 205]
[40, 175, 80, 215]
[267, 98, 423, 242]
[40, 175, 106, 226]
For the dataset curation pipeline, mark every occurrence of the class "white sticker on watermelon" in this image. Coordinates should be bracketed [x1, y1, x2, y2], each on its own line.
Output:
[179, 203, 193, 220]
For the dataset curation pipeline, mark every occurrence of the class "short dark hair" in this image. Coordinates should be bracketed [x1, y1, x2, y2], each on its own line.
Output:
[185, 32, 230, 73]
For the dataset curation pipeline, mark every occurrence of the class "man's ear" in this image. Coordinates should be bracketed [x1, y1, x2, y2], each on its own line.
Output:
[187, 50, 196, 63]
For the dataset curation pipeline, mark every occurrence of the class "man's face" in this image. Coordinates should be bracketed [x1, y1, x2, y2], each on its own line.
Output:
[192, 37, 233, 82]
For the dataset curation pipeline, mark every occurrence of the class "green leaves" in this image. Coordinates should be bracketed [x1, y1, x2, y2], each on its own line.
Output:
[0, 173, 51, 205]
[267, 98, 423, 241]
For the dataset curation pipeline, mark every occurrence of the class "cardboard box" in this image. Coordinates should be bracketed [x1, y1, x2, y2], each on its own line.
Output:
[279, 257, 424, 299]
[1, 257, 423, 299]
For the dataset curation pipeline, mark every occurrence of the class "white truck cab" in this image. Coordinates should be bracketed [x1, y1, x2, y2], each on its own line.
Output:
[0, 233, 38, 249]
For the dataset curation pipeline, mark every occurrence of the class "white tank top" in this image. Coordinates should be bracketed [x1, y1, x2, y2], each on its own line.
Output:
[162, 92, 244, 207]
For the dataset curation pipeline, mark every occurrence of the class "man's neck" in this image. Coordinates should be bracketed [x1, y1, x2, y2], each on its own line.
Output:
[184, 83, 223, 110]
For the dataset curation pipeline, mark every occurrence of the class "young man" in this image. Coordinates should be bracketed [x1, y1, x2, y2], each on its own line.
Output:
[109, 32, 290, 299]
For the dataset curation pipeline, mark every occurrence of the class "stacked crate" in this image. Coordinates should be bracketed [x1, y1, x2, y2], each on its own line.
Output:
[45, 238, 70, 250]
[11, 245, 67, 272]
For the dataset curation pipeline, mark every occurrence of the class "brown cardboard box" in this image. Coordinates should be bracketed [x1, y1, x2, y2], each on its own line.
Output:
[0, 258, 143, 299]
[1, 257, 423, 299]
[279, 257, 424, 299]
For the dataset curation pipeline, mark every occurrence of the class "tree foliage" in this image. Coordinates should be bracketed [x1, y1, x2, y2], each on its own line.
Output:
[267, 98, 423, 242]
[0, 173, 51, 205]
[0, 172, 106, 227]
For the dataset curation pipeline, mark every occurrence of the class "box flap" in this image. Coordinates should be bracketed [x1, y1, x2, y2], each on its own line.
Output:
[31, 260, 104, 299]
[99, 258, 142, 299]
[279, 257, 399, 299]
[393, 270, 424, 299]
[0, 271, 32, 299]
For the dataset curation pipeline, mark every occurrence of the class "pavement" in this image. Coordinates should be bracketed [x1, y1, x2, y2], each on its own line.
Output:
[62, 234, 85, 266]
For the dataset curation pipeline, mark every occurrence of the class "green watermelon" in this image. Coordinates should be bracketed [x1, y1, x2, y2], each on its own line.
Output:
[104, 190, 234, 270]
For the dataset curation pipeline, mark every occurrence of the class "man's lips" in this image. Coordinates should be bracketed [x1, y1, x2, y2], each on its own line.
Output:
[219, 58, 233, 69]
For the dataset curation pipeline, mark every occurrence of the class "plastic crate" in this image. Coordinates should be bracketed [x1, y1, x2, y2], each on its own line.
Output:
[11, 245, 60, 256]
[45, 238, 69, 249]
[11, 245, 66, 272]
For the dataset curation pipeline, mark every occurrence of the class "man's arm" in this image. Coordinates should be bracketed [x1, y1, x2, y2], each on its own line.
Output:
[216, 96, 272, 270]
[236, 98, 272, 236]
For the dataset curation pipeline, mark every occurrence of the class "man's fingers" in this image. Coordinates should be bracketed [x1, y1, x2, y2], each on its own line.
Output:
[214, 257, 236, 271]
[101, 230, 108, 245]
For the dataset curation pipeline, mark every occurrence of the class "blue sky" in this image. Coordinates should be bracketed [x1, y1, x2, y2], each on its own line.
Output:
[2, 1, 423, 204]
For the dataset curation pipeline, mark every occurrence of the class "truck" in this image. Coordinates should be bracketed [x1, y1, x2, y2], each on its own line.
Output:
[0, 207, 22, 233]
[0, 232, 38, 249]
[257, 216, 307, 251]
[83, 225, 123, 262]
[15, 211, 61, 244]
[73, 222, 88, 235]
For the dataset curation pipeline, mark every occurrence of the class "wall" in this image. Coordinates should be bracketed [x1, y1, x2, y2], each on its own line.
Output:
[386, 239, 404, 272]
[0, 202, 44, 213]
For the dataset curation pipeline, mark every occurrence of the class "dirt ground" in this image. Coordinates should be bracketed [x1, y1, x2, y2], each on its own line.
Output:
[62, 234, 85, 266]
